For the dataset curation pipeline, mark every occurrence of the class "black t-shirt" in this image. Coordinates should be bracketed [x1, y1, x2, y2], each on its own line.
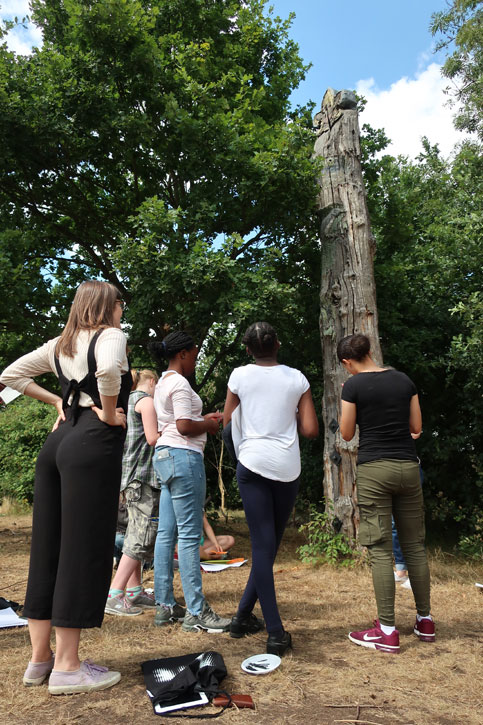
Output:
[341, 369, 418, 464]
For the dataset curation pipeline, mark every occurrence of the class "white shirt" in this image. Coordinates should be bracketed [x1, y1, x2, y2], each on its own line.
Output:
[228, 364, 310, 481]
[154, 371, 206, 455]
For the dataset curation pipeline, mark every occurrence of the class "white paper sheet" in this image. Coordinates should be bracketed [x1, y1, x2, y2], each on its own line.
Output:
[0, 386, 21, 405]
[201, 559, 247, 572]
[0, 607, 28, 628]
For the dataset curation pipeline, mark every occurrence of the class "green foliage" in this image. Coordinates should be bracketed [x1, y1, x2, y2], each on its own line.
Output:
[297, 502, 357, 567]
[431, 0, 483, 138]
[457, 513, 483, 559]
[0, 0, 318, 350]
[0, 397, 56, 503]
[360, 124, 483, 538]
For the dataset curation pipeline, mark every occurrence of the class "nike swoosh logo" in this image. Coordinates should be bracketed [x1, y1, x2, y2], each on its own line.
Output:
[363, 633, 382, 641]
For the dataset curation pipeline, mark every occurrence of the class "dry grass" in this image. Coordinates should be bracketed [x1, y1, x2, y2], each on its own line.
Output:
[0, 511, 482, 725]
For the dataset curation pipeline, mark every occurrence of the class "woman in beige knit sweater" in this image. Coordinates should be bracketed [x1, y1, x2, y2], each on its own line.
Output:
[0, 280, 132, 695]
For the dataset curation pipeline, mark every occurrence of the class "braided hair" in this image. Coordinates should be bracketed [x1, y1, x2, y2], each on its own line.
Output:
[148, 331, 195, 363]
[242, 321, 278, 358]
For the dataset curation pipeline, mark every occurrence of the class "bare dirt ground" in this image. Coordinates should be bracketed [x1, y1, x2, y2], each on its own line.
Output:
[0, 511, 482, 725]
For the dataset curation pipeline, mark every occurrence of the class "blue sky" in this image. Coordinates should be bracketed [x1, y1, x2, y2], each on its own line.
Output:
[268, 0, 465, 158]
[2, 0, 466, 157]
[269, 0, 449, 105]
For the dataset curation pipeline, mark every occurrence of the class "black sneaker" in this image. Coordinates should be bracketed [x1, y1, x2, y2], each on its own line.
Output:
[229, 612, 264, 639]
[266, 630, 292, 656]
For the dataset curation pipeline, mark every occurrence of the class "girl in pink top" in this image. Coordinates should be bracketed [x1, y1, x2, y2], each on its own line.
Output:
[148, 331, 231, 633]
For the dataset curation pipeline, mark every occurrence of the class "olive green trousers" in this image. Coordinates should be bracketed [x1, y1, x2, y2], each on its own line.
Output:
[357, 459, 431, 626]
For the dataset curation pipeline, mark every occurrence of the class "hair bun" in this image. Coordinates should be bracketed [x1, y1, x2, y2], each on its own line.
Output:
[148, 340, 168, 360]
[149, 331, 195, 362]
[242, 321, 278, 358]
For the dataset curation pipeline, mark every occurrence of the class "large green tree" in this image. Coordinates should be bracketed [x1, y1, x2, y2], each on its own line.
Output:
[0, 0, 323, 506]
[0, 0, 319, 383]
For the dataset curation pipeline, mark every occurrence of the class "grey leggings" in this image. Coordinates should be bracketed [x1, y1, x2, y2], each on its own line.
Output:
[357, 459, 431, 626]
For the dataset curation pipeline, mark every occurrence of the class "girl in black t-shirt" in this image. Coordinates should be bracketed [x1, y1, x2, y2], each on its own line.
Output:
[338, 333, 434, 654]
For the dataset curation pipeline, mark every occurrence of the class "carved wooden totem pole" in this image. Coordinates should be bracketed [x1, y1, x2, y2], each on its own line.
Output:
[313, 88, 382, 540]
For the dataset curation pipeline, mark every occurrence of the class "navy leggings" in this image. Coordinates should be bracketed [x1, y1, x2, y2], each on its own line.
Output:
[236, 462, 299, 635]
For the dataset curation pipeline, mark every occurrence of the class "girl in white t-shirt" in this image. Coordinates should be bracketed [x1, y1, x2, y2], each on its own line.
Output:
[223, 322, 318, 656]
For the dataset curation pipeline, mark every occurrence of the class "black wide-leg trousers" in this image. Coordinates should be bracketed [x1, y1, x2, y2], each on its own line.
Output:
[23, 408, 125, 628]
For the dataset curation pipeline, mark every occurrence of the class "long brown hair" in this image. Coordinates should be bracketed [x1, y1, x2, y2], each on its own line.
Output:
[56, 280, 123, 358]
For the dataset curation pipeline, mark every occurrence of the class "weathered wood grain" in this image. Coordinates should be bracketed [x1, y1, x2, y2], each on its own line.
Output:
[314, 88, 382, 539]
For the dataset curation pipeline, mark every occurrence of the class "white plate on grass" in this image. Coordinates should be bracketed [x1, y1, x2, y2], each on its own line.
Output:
[241, 654, 281, 675]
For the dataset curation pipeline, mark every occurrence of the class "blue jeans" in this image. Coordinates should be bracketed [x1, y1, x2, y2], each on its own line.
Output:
[113, 532, 125, 564]
[153, 446, 206, 616]
[392, 517, 407, 570]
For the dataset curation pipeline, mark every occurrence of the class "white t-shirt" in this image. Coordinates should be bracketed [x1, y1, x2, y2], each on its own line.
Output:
[154, 371, 206, 455]
[227, 364, 310, 482]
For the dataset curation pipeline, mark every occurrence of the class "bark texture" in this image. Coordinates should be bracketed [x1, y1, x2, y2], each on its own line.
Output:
[314, 88, 382, 539]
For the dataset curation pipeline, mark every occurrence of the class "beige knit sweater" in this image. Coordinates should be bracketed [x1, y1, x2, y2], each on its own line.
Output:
[0, 328, 129, 407]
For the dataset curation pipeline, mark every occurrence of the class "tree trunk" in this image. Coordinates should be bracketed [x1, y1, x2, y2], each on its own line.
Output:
[314, 88, 382, 540]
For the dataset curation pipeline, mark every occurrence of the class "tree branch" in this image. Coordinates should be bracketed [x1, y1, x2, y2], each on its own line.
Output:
[197, 327, 244, 392]
[230, 229, 266, 259]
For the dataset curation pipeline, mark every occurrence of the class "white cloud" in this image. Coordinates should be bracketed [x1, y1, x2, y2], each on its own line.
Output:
[4, 24, 42, 54]
[2, 1, 43, 55]
[356, 63, 468, 159]
[1, 0, 30, 16]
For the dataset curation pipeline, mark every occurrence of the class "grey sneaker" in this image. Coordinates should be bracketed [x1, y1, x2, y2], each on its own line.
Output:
[182, 601, 231, 633]
[48, 659, 120, 695]
[128, 589, 156, 608]
[154, 602, 186, 626]
[104, 594, 143, 617]
[23, 652, 55, 686]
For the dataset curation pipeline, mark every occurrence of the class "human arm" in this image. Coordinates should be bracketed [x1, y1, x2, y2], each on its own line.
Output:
[223, 387, 240, 427]
[0, 339, 58, 394]
[176, 413, 222, 436]
[166, 377, 222, 436]
[339, 400, 357, 441]
[409, 394, 422, 436]
[94, 328, 129, 397]
[203, 513, 223, 552]
[23, 382, 65, 430]
[135, 395, 160, 446]
[91, 394, 127, 428]
[0, 340, 66, 430]
[297, 389, 319, 438]
[90, 329, 129, 428]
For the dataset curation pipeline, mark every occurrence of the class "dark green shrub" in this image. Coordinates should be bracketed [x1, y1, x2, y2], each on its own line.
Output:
[0, 397, 56, 503]
[298, 501, 359, 567]
[457, 513, 483, 560]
